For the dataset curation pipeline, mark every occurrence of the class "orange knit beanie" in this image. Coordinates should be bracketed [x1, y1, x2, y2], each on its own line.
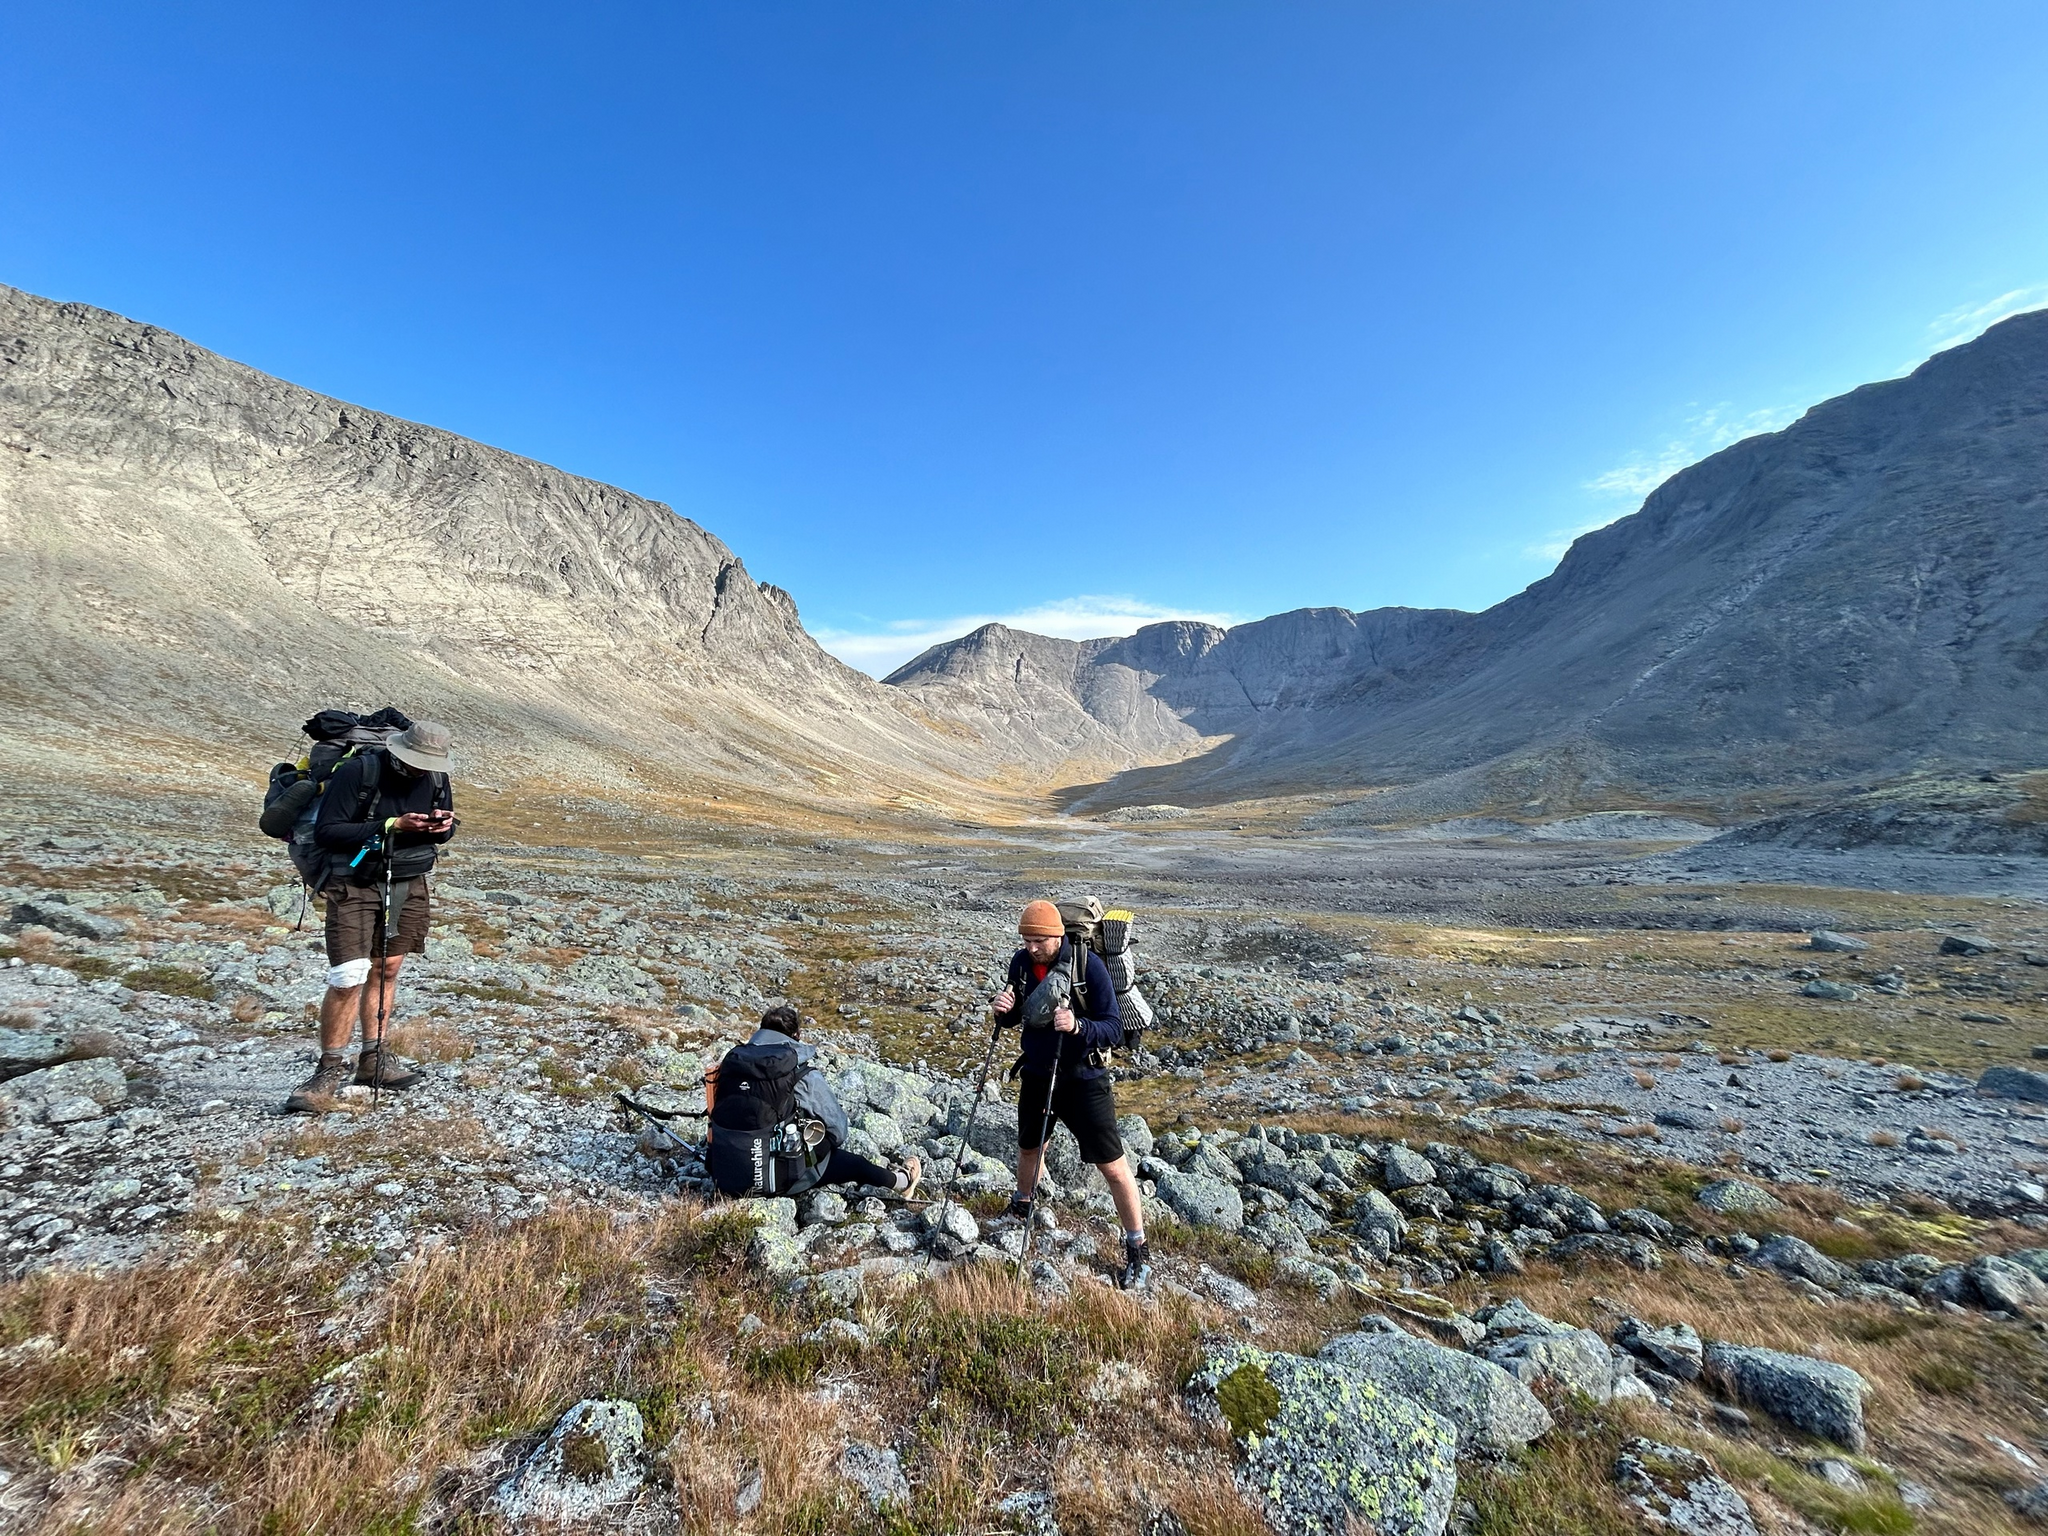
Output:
[1018, 900, 1063, 937]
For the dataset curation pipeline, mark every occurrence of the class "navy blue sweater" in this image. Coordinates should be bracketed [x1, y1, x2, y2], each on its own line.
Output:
[996, 943, 1123, 1081]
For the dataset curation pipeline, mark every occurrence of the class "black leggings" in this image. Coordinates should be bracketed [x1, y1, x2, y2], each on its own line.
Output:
[819, 1147, 896, 1191]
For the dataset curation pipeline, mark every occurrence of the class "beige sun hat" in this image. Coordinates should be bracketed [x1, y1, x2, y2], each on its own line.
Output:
[386, 720, 453, 773]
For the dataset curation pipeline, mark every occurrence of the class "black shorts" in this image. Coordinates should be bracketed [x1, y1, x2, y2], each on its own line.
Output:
[1017, 1071, 1124, 1165]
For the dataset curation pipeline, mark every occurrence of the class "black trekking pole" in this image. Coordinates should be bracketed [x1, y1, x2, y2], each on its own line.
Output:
[931, 1016, 1005, 1232]
[1014, 1031, 1064, 1282]
[372, 851, 392, 1112]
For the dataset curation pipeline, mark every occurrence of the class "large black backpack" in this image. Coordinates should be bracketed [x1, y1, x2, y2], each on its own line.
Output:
[707, 1041, 818, 1196]
[259, 707, 436, 893]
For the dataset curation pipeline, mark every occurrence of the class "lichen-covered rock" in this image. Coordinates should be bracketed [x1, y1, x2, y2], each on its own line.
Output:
[1316, 1326, 1552, 1456]
[1615, 1318, 1703, 1380]
[564, 953, 663, 1005]
[1117, 1113, 1156, 1160]
[1350, 1188, 1407, 1244]
[1968, 1254, 2048, 1312]
[1615, 1438, 1761, 1536]
[838, 1440, 910, 1509]
[0, 1027, 70, 1081]
[1695, 1180, 1781, 1215]
[1754, 1235, 1847, 1288]
[1187, 1345, 1458, 1536]
[1978, 1067, 2048, 1104]
[1154, 1169, 1245, 1233]
[1476, 1303, 1616, 1403]
[1382, 1145, 1437, 1191]
[0, 1055, 126, 1123]
[1704, 1343, 1870, 1451]
[495, 1398, 646, 1523]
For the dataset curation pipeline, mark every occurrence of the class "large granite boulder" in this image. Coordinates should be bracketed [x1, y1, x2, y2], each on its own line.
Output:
[1704, 1343, 1870, 1451]
[1316, 1325, 1552, 1456]
[1188, 1344, 1458, 1536]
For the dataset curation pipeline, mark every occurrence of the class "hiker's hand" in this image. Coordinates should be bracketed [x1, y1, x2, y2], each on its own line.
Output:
[393, 812, 436, 833]
[992, 986, 1015, 1016]
[1052, 1004, 1076, 1033]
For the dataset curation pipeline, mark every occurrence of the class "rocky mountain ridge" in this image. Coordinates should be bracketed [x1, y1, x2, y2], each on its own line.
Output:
[0, 283, 1022, 808]
[892, 311, 2048, 812]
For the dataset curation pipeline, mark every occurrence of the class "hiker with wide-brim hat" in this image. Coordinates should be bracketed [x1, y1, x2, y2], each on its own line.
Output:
[284, 719, 458, 1112]
[992, 899, 1151, 1288]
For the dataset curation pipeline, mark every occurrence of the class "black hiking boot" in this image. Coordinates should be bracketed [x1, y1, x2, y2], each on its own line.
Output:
[353, 1047, 421, 1090]
[284, 1052, 349, 1113]
[1118, 1234, 1153, 1291]
[1004, 1191, 1034, 1224]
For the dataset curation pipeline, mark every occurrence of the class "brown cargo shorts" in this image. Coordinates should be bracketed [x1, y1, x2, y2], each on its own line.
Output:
[324, 877, 431, 966]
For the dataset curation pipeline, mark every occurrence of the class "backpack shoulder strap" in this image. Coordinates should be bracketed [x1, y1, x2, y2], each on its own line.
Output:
[354, 750, 383, 821]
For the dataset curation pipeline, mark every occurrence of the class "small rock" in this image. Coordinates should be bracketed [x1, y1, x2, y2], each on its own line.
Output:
[838, 1441, 910, 1509]
[1807, 931, 1867, 954]
[922, 1200, 979, 1248]
[998, 1488, 1061, 1536]
[495, 1399, 645, 1523]
[2007, 1482, 2048, 1522]
[1615, 1438, 1761, 1536]
[1695, 1179, 1781, 1215]
[1154, 1169, 1245, 1233]
[1939, 934, 1998, 956]
[1381, 1145, 1436, 1191]
[1616, 1318, 1703, 1380]
[7, 901, 127, 941]
[1754, 1235, 1847, 1288]
[1802, 980, 1858, 1002]
[1969, 1254, 2048, 1313]
[1980, 1067, 2048, 1105]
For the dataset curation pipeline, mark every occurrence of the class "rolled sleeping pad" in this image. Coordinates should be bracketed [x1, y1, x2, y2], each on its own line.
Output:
[1103, 948, 1138, 992]
[1118, 984, 1155, 1031]
[1098, 910, 1134, 955]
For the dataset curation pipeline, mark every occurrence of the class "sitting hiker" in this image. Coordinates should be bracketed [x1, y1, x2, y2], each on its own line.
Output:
[707, 1005, 921, 1199]
[284, 720, 457, 1112]
[991, 900, 1151, 1289]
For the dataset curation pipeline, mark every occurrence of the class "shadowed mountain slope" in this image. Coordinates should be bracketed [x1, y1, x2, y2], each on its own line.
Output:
[890, 310, 2048, 808]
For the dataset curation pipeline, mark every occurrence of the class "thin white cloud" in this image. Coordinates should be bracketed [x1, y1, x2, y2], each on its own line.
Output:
[816, 594, 1242, 678]
[1926, 285, 2048, 353]
[1521, 515, 1623, 565]
[1585, 403, 1798, 505]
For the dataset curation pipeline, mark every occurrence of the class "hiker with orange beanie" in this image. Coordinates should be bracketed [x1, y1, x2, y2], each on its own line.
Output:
[990, 900, 1151, 1289]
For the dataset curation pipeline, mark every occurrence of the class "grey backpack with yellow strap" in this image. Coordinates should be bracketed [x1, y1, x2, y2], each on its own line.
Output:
[1053, 897, 1155, 1056]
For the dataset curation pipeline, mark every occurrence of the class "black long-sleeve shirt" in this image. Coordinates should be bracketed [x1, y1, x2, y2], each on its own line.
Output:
[314, 750, 454, 883]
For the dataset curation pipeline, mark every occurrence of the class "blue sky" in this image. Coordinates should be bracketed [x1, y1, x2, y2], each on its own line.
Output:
[3, 4, 2045, 675]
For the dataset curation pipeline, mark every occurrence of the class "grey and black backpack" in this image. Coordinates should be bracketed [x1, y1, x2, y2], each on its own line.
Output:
[1053, 898, 1155, 1056]
[707, 1041, 824, 1196]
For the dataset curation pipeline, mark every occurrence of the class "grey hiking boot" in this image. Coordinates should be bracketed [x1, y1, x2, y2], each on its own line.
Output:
[1118, 1234, 1153, 1291]
[284, 1052, 349, 1113]
[353, 1047, 421, 1090]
